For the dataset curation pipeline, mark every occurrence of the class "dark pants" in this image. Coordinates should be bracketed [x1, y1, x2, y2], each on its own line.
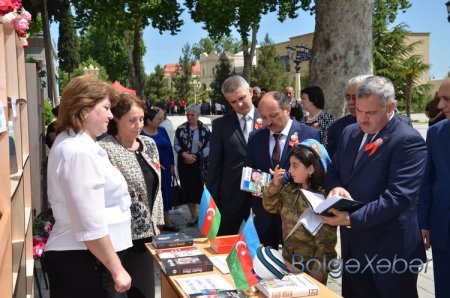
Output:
[258, 217, 283, 250]
[432, 223, 450, 298]
[123, 238, 155, 298]
[44, 250, 107, 298]
[218, 201, 251, 236]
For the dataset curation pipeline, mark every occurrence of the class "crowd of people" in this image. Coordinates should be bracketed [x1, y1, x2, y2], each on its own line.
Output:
[43, 73, 450, 298]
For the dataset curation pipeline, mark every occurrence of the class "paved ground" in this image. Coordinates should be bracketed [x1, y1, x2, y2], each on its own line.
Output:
[34, 113, 434, 297]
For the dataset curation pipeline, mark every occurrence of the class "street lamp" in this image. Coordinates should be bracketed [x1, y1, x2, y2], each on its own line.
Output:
[446, 1, 450, 22]
[286, 44, 312, 99]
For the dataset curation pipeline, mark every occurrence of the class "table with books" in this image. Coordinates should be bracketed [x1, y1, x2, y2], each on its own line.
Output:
[146, 234, 342, 298]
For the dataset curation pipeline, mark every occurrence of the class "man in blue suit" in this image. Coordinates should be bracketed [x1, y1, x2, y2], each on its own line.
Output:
[245, 91, 320, 248]
[419, 78, 450, 298]
[324, 76, 427, 298]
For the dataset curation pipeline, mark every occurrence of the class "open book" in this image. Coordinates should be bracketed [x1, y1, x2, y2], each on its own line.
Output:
[301, 189, 364, 216]
[285, 208, 323, 238]
[240, 167, 272, 196]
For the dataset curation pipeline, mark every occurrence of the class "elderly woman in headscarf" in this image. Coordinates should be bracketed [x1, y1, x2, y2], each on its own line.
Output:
[174, 104, 210, 227]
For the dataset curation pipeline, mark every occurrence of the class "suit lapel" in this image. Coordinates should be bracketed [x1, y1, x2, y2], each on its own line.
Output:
[233, 112, 247, 147]
[342, 129, 364, 179]
[279, 122, 299, 167]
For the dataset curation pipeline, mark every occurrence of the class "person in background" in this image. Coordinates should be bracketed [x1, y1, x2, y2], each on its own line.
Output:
[301, 86, 336, 148]
[155, 102, 175, 146]
[285, 86, 303, 122]
[245, 91, 320, 249]
[425, 91, 446, 126]
[99, 93, 164, 298]
[263, 139, 336, 283]
[324, 76, 426, 298]
[45, 105, 59, 149]
[252, 86, 262, 108]
[327, 75, 370, 157]
[419, 78, 450, 298]
[174, 104, 210, 227]
[200, 99, 211, 115]
[207, 75, 259, 236]
[179, 98, 186, 115]
[141, 108, 178, 232]
[44, 75, 132, 297]
[169, 97, 175, 115]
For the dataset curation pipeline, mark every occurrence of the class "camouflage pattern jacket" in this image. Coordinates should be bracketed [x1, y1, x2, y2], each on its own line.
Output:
[263, 182, 337, 272]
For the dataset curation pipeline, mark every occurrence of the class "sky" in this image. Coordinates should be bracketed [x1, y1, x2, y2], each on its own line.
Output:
[51, 1, 450, 79]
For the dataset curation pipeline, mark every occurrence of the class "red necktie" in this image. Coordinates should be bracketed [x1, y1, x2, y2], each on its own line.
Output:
[272, 133, 281, 166]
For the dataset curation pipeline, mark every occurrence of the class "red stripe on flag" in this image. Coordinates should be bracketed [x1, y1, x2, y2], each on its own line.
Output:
[235, 234, 259, 286]
[200, 197, 216, 236]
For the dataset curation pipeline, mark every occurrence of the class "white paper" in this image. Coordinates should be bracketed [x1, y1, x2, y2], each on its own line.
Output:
[209, 255, 230, 274]
[0, 105, 6, 133]
[285, 207, 323, 239]
[301, 189, 347, 214]
[175, 273, 234, 295]
[11, 98, 17, 118]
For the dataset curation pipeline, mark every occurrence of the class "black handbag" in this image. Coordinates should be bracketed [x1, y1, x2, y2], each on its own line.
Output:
[171, 174, 182, 207]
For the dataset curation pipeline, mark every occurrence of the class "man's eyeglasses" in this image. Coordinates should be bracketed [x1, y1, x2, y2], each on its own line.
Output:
[345, 94, 356, 101]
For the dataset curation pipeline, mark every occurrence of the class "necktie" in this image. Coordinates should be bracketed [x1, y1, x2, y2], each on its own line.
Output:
[242, 115, 249, 142]
[272, 133, 281, 166]
[354, 133, 374, 167]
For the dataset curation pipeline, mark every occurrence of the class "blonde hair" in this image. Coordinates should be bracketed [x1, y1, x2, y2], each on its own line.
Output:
[56, 75, 118, 134]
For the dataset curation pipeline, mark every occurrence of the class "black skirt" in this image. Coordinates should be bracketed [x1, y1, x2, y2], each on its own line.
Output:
[177, 157, 203, 204]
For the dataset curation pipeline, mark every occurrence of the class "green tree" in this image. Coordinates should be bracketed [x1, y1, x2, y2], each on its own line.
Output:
[58, 58, 109, 92]
[72, 0, 183, 97]
[192, 36, 242, 59]
[78, 26, 130, 84]
[400, 55, 430, 116]
[185, 0, 309, 82]
[173, 44, 195, 100]
[209, 53, 233, 107]
[57, 2, 80, 80]
[252, 34, 289, 91]
[142, 65, 171, 104]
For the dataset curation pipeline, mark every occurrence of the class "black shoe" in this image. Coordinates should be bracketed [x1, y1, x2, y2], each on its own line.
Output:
[162, 225, 180, 232]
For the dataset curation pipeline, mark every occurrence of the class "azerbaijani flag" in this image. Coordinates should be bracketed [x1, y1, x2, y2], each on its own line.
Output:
[226, 214, 261, 291]
[198, 187, 221, 239]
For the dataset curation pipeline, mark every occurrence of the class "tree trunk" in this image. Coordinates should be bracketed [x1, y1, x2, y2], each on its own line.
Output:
[132, 16, 143, 97]
[310, 0, 373, 117]
[241, 22, 258, 83]
[405, 76, 412, 117]
[42, 0, 55, 103]
[124, 29, 139, 93]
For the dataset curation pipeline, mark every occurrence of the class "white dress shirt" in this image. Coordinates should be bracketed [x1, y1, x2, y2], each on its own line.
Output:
[237, 106, 255, 142]
[45, 131, 132, 252]
[269, 118, 293, 161]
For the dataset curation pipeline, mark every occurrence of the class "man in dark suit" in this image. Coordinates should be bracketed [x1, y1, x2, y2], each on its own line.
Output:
[327, 75, 370, 157]
[207, 75, 260, 236]
[245, 91, 320, 248]
[419, 78, 450, 298]
[324, 76, 427, 298]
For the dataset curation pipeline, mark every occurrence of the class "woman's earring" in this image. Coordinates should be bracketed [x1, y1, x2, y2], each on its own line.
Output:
[84, 113, 89, 119]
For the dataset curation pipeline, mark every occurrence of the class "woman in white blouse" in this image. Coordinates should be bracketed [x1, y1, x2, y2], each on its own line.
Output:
[44, 76, 132, 298]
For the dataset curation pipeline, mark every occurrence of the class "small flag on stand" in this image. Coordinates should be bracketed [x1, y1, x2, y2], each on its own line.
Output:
[198, 187, 221, 239]
[226, 214, 261, 291]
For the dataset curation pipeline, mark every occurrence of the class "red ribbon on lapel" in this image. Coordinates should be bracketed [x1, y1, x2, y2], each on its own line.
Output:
[364, 138, 384, 156]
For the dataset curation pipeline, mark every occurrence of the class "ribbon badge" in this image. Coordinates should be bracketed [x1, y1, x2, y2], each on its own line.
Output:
[255, 118, 263, 129]
[289, 132, 299, 147]
[364, 138, 384, 156]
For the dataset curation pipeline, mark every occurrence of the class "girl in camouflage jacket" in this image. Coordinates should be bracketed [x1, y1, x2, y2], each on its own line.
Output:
[263, 139, 337, 284]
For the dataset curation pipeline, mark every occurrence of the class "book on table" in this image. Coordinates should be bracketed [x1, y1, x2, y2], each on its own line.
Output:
[175, 273, 238, 297]
[301, 189, 364, 216]
[161, 254, 214, 276]
[156, 246, 203, 259]
[256, 274, 319, 298]
[152, 233, 194, 249]
[240, 166, 272, 196]
[209, 235, 239, 254]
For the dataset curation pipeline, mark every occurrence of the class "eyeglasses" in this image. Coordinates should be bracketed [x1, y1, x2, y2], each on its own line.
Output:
[345, 94, 356, 101]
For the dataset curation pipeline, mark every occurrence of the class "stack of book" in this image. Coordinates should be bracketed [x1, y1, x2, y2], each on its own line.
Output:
[152, 233, 194, 249]
[156, 246, 214, 276]
[256, 274, 320, 297]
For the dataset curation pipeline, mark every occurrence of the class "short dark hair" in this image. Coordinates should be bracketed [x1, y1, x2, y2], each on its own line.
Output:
[108, 93, 145, 135]
[301, 86, 325, 109]
[288, 145, 325, 192]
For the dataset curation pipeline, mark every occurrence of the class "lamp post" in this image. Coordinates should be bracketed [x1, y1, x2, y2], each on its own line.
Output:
[446, 1, 450, 22]
[286, 44, 312, 99]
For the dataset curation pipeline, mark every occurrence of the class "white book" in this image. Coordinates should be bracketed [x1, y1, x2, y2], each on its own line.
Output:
[240, 166, 272, 196]
[209, 255, 230, 274]
[256, 274, 319, 297]
[175, 273, 235, 295]
[301, 189, 364, 216]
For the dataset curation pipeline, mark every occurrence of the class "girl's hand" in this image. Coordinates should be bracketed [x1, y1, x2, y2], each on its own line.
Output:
[269, 165, 285, 187]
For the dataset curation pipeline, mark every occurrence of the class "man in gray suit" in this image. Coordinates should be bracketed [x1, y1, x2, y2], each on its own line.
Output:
[207, 75, 260, 235]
